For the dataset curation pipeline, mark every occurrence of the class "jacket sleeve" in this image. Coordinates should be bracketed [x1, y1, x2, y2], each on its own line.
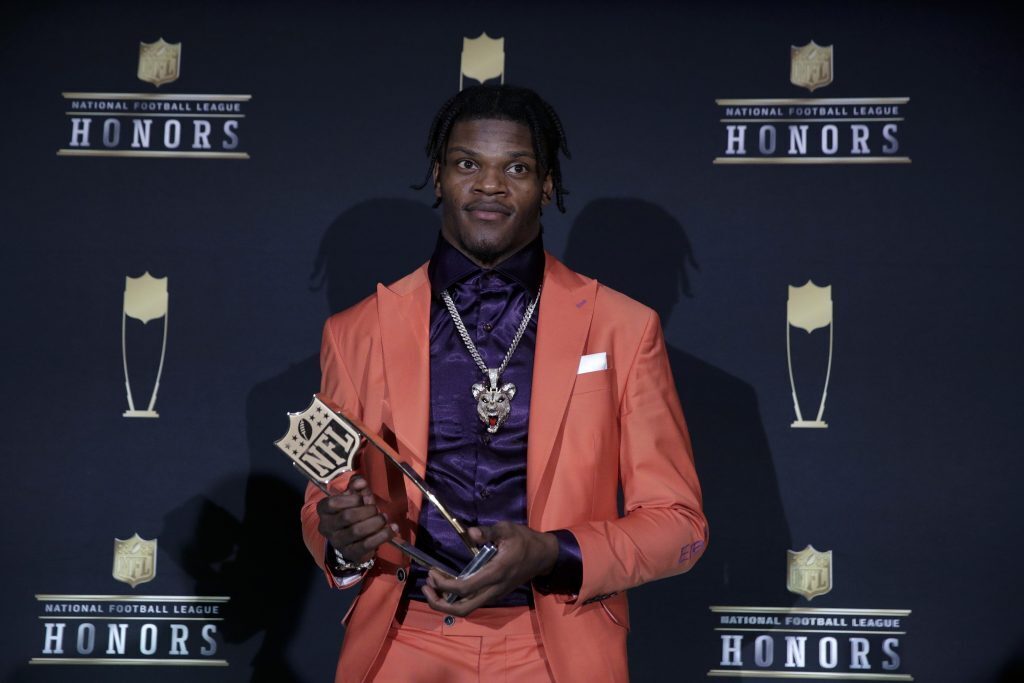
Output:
[566, 310, 708, 607]
[300, 317, 363, 588]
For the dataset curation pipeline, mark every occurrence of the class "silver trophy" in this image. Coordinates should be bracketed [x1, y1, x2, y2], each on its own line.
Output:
[276, 395, 496, 595]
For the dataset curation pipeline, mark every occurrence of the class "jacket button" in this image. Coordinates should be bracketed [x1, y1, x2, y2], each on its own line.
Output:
[444, 616, 456, 626]
[396, 568, 406, 582]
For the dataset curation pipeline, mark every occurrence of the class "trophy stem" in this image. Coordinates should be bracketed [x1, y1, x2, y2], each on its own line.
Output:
[392, 460, 479, 556]
[356, 426, 479, 556]
[787, 319, 833, 429]
[299, 464, 459, 577]
[786, 321, 805, 422]
[122, 312, 136, 412]
[124, 380, 136, 412]
[146, 310, 169, 412]
[815, 318, 834, 422]
[389, 539, 458, 577]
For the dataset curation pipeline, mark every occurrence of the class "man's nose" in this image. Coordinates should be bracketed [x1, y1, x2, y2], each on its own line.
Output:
[474, 165, 507, 194]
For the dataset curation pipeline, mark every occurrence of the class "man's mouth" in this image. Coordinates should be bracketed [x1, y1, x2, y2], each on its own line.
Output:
[465, 202, 512, 221]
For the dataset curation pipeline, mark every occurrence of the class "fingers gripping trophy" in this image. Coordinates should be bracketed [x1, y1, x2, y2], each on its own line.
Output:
[275, 396, 496, 599]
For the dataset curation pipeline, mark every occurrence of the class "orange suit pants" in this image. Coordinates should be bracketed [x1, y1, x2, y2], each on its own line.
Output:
[364, 600, 555, 683]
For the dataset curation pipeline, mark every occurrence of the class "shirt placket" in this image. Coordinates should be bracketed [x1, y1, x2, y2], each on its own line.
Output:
[474, 272, 510, 516]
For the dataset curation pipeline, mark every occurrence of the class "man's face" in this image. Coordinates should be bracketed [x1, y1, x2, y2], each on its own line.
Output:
[434, 118, 553, 267]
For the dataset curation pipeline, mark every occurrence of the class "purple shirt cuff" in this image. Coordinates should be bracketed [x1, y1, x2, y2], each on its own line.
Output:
[533, 529, 583, 595]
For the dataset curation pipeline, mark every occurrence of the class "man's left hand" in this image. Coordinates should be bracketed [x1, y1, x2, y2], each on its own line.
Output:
[422, 522, 559, 616]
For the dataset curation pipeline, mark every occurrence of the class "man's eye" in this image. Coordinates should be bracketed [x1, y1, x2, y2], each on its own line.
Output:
[507, 163, 528, 175]
[457, 159, 476, 170]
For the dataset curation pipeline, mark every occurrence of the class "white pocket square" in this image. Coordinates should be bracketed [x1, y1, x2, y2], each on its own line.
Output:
[577, 352, 607, 374]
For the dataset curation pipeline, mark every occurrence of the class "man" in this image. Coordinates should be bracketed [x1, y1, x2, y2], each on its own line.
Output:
[301, 85, 707, 683]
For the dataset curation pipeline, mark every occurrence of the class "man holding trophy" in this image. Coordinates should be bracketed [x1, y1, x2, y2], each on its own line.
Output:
[296, 85, 707, 682]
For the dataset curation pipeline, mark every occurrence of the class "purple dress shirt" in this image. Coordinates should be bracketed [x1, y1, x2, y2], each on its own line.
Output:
[404, 233, 582, 606]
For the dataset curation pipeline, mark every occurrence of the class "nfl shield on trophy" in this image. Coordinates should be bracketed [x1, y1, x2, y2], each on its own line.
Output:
[122, 272, 168, 418]
[276, 395, 497, 589]
[787, 281, 833, 429]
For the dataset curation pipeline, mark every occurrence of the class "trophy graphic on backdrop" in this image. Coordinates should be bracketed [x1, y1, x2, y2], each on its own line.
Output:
[787, 281, 833, 429]
[276, 395, 497, 593]
[122, 272, 168, 418]
[460, 33, 505, 90]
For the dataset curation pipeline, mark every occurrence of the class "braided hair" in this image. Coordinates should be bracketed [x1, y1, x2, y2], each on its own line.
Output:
[413, 85, 571, 212]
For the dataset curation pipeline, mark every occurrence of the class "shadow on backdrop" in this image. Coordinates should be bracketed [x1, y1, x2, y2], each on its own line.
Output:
[562, 198, 794, 681]
[997, 649, 1024, 683]
[161, 199, 438, 682]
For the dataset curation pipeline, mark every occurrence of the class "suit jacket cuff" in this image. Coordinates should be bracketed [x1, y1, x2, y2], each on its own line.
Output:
[532, 529, 583, 595]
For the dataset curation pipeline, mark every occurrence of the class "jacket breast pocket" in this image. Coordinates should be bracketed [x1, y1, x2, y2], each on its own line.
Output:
[571, 368, 613, 395]
[567, 368, 618, 481]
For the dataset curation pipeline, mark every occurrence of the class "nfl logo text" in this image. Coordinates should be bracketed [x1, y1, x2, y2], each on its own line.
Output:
[714, 42, 911, 165]
[33, 595, 228, 667]
[58, 38, 251, 159]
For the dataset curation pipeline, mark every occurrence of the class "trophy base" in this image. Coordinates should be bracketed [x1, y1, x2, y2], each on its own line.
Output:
[445, 544, 499, 604]
[123, 410, 160, 418]
[791, 420, 828, 429]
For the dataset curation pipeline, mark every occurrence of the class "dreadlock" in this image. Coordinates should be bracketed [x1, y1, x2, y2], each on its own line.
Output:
[412, 85, 571, 212]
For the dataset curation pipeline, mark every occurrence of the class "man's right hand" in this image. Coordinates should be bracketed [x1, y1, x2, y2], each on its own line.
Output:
[316, 475, 397, 564]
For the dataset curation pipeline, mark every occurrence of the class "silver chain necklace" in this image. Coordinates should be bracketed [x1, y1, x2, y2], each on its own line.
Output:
[441, 285, 541, 434]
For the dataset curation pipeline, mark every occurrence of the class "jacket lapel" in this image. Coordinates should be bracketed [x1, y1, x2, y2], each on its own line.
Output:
[527, 253, 597, 527]
[377, 266, 431, 483]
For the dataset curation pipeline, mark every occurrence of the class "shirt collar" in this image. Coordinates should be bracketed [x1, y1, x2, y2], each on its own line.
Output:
[428, 231, 545, 298]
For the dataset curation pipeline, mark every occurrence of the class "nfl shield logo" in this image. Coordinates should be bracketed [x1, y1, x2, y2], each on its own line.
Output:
[787, 545, 833, 600]
[460, 33, 505, 90]
[138, 38, 181, 87]
[113, 534, 157, 588]
[123, 272, 169, 324]
[275, 395, 364, 488]
[790, 41, 833, 92]
[787, 281, 832, 334]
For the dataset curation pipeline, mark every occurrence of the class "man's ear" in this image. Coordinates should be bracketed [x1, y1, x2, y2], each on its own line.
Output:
[433, 161, 442, 201]
[541, 172, 554, 205]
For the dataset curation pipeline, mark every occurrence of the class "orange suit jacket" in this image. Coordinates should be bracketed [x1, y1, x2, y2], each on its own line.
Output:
[301, 252, 708, 683]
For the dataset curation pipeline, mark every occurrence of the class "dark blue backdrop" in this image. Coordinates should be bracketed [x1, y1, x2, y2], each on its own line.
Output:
[2, 1, 1021, 681]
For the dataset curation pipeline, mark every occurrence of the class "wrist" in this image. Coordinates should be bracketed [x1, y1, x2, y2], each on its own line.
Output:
[328, 544, 374, 573]
[535, 531, 560, 576]
[532, 529, 583, 596]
